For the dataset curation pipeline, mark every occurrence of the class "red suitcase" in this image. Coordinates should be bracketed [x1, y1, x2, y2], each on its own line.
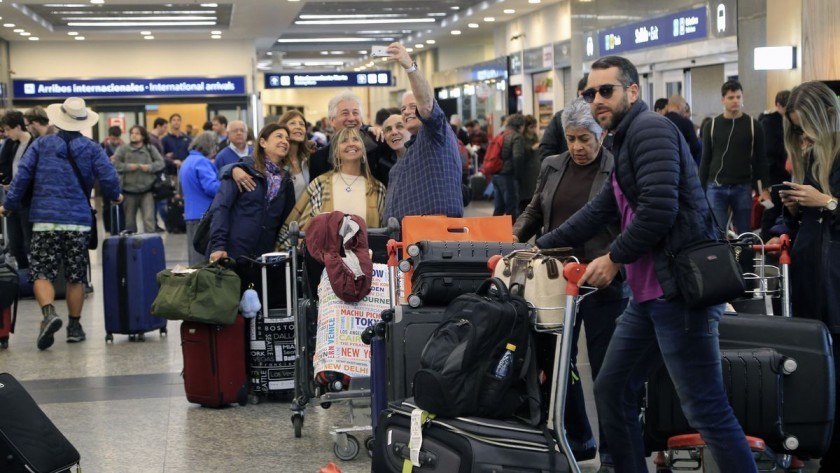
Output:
[0, 306, 13, 349]
[180, 316, 248, 407]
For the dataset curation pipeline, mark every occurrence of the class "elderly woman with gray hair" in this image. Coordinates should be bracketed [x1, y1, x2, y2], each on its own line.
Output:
[179, 131, 220, 265]
[513, 98, 627, 472]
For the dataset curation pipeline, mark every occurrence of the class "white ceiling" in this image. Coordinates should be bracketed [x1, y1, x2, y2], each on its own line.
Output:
[0, 0, 561, 71]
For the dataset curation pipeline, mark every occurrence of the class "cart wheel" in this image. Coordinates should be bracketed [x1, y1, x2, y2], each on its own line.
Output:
[105, 333, 114, 343]
[320, 402, 332, 409]
[236, 385, 248, 406]
[137, 333, 146, 342]
[334, 435, 359, 461]
[365, 436, 375, 457]
[128, 334, 136, 342]
[160, 327, 168, 336]
[292, 415, 304, 438]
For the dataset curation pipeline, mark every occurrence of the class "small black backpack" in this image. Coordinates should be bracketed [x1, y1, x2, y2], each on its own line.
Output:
[413, 277, 541, 424]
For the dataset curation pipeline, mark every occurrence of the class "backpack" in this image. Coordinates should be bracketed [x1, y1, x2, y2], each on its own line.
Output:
[413, 278, 541, 424]
[481, 130, 513, 176]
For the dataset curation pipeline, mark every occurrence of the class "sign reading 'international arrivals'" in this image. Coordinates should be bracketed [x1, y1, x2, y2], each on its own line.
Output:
[13, 76, 247, 99]
[264, 71, 393, 89]
[598, 6, 708, 55]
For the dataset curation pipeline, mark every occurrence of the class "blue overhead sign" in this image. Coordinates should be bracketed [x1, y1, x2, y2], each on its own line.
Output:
[598, 6, 708, 55]
[264, 71, 393, 89]
[13, 76, 247, 99]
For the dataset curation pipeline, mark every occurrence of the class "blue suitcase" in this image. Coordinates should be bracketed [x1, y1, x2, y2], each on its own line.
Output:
[102, 233, 168, 342]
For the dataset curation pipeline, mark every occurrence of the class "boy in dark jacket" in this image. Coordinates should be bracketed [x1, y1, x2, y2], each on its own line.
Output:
[536, 56, 757, 473]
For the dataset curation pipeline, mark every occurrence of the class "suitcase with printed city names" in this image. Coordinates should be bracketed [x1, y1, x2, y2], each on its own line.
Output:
[0, 373, 81, 473]
[102, 232, 167, 342]
[181, 316, 249, 408]
[248, 252, 296, 400]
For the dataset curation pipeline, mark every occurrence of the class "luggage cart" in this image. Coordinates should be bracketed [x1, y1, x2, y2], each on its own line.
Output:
[287, 218, 399, 461]
[730, 233, 792, 318]
[369, 241, 591, 473]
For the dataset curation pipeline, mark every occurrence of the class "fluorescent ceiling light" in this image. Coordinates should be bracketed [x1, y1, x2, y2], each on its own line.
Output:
[754, 46, 796, 70]
[91, 0, 105, 4]
[66, 16, 216, 21]
[415, 44, 424, 48]
[211, 34, 221, 39]
[140, 30, 151, 35]
[406, 47, 413, 52]
[320, 51, 329, 55]
[67, 21, 216, 26]
[300, 14, 405, 19]
[330, 51, 345, 54]
[528, 0, 541, 3]
[504, 9, 515, 14]
[67, 31, 78, 35]
[211, 30, 221, 34]
[3, 23, 14, 27]
[295, 19, 435, 25]
[426, 39, 435, 44]
[20, 32, 30, 36]
[276, 37, 380, 43]
[484, 17, 495, 22]
[74, 36, 85, 40]
[468, 23, 479, 28]
[13, 29, 23, 33]
[427, 13, 446, 17]
[200, 3, 218, 6]
[29, 37, 40, 41]
[451, 30, 462, 35]
[144, 35, 154, 40]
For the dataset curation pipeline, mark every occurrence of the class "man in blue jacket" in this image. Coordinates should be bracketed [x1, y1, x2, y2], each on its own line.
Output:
[0, 97, 123, 350]
[536, 56, 757, 473]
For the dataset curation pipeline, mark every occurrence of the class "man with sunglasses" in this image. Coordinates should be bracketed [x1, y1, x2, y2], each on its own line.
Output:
[699, 80, 770, 235]
[536, 55, 757, 473]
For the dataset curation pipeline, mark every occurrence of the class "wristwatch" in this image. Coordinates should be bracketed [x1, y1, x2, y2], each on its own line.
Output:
[405, 61, 418, 74]
[826, 197, 838, 212]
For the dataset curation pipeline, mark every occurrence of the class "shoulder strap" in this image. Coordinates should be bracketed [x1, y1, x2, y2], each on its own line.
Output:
[63, 139, 93, 210]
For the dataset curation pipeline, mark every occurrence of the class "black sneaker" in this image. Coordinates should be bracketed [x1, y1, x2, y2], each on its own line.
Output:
[66, 321, 87, 343]
[37, 314, 63, 350]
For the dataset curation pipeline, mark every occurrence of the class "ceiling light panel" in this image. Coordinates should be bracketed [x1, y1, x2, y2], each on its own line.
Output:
[28, 3, 233, 31]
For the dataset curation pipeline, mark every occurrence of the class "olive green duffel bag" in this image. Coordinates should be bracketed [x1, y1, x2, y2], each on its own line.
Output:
[151, 260, 240, 325]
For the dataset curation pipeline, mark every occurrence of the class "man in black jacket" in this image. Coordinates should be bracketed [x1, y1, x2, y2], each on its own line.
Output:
[663, 95, 702, 167]
[758, 90, 791, 237]
[536, 56, 757, 473]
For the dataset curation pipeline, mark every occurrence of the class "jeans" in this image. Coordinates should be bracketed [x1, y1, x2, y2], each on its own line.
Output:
[185, 220, 204, 266]
[492, 174, 519, 219]
[593, 299, 757, 473]
[5, 205, 32, 269]
[123, 192, 157, 234]
[706, 183, 752, 235]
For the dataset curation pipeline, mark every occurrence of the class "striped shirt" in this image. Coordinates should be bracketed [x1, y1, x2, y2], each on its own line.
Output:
[383, 102, 464, 222]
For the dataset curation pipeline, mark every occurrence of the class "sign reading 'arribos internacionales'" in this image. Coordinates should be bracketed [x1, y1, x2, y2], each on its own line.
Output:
[13, 76, 247, 99]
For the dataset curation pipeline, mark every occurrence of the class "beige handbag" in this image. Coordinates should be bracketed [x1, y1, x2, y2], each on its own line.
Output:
[492, 249, 573, 329]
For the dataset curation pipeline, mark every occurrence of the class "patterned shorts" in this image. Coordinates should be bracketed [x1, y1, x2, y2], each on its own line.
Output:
[29, 231, 90, 284]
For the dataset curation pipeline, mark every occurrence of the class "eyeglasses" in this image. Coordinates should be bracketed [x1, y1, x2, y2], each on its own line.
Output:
[581, 84, 626, 103]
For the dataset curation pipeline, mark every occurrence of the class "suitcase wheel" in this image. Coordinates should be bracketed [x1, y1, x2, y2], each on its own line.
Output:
[364, 436, 374, 458]
[291, 414, 304, 438]
[0, 338, 8, 349]
[236, 385, 248, 406]
[105, 333, 114, 343]
[160, 327, 168, 336]
[407, 294, 422, 308]
[333, 434, 359, 461]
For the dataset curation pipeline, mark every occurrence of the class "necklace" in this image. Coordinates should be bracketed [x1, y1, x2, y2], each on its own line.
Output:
[338, 172, 363, 192]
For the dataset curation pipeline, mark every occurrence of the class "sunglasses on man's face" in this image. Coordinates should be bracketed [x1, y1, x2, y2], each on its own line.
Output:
[581, 84, 626, 103]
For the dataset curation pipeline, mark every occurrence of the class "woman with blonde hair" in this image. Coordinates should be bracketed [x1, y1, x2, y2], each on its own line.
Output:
[276, 127, 386, 249]
[277, 110, 312, 200]
[773, 80, 840, 472]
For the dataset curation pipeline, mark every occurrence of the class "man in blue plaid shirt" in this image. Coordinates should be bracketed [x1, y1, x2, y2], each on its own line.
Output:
[382, 42, 464, 222]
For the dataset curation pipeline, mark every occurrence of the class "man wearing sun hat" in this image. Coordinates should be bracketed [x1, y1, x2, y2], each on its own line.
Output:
[0, 97, 123, 350]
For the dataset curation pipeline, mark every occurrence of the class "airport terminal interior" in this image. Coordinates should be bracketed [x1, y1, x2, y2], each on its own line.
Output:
[0, 0, 838, 471]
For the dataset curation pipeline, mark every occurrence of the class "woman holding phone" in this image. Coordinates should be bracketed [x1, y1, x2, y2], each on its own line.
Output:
[773, 80, 840, 472]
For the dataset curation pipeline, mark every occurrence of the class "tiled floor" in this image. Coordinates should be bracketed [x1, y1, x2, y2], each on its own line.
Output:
[0, 199, 823, 472]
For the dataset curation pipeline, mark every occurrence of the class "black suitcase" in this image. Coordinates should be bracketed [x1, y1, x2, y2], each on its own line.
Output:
[165, 197, 186, 233]
[404, 241, 531, 307]
[248, 253, 295, 400]
[645, 348, 790, 450]
[718, 314, 835, 457]
[373, 399, 568, 473]
[645, 314, 835, 458]
[386, 305, 447, 402]
[469, 173, 487, 202]
[0, 373, 81, 473]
